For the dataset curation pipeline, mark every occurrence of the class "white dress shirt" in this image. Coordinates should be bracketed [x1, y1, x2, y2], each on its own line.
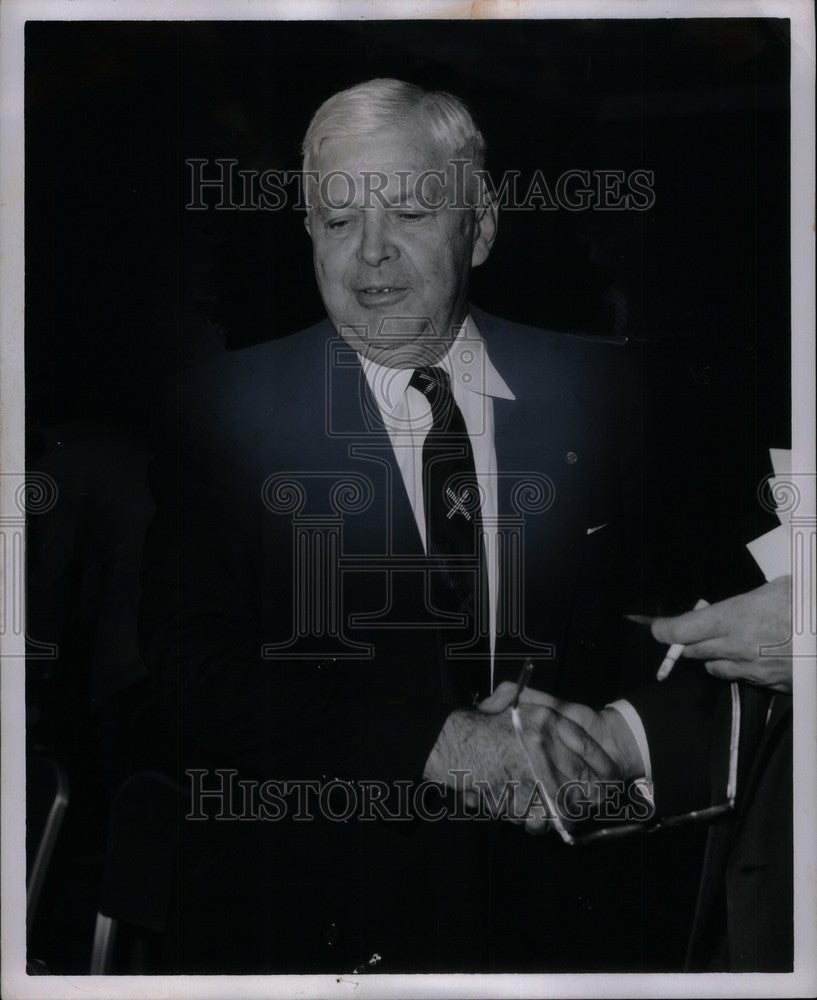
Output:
[360, 315, 514, 688]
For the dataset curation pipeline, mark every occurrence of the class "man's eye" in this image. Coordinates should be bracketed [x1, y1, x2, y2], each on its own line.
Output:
[397, 212, 425, 223]
[326, 218, 353, 231]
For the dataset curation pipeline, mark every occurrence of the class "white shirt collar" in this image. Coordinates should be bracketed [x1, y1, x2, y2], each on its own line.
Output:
[360, 314, 515, 414]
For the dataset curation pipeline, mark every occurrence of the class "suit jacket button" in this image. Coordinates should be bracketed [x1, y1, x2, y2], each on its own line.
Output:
[323, 921, 341, 947]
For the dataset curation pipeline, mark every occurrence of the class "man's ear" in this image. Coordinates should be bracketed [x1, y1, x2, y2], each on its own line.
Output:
[471, 189, 498, 268]
[304, 213, 312, 238]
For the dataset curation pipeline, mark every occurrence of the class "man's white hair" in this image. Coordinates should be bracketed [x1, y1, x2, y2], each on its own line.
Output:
[301, 78, 486, 175]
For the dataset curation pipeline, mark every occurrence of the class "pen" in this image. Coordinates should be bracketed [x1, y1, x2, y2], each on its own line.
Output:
[509, 658, 574, 845]
[656, 598, 710, 681]
[512, 658, 535, 709]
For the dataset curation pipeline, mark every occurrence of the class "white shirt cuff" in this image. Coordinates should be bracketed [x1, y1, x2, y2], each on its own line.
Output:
[606, 699, 652, 783]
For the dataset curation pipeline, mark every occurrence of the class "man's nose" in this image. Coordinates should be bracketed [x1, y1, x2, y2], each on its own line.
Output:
[357, 213, 399, 267]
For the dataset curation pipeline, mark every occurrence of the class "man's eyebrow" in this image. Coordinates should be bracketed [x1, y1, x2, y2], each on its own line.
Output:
[382, 192, 439, 208]
[319, 194, 423, 210]
[316, 201, 357, 216]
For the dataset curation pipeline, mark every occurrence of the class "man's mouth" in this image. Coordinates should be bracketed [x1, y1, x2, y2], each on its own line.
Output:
[354, 286, 410, 307]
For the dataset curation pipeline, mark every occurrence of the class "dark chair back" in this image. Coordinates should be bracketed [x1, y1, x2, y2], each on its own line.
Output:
[26, 753, 70, 935]
[90, 769, 184, 973]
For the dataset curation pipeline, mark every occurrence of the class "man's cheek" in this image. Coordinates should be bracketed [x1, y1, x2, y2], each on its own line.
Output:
[317, 259, 344, 294]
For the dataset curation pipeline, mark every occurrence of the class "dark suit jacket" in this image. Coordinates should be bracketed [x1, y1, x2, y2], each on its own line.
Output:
[139, 307, 765, 972]
[629, 671, 793, 971]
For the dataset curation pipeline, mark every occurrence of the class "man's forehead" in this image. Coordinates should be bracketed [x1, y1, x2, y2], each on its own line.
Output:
[314, 166, 449, 201]
[314, 129, 449, 174]
[310, 133, 472, 208]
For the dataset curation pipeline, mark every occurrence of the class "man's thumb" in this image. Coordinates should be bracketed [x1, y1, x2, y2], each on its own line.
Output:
[477, 681, 517, 713]
[478, 683, 561, 714]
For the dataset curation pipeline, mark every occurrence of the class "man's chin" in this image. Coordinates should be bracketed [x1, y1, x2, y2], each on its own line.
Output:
[362, 336, 452, 369]
[335, 315, 455, 368]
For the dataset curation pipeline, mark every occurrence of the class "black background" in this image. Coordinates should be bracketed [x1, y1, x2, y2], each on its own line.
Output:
[26, 18, 790, 433]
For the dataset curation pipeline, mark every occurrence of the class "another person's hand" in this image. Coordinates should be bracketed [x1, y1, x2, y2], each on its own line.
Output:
[473, 684, 645, 832]
[651, 576, 792, 693]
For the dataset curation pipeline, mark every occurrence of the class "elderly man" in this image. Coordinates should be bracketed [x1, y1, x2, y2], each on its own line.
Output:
[140, 79, 764, 973]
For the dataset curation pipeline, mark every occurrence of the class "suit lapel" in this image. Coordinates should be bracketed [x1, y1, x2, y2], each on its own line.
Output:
[477, 310, 595, 688]
[322, 334, 423, 559]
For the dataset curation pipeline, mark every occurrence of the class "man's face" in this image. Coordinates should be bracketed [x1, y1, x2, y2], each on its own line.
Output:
[305, 117, 496, 368]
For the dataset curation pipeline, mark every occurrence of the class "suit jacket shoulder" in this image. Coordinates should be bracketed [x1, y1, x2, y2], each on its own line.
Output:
[472, 307, 632, 389]
[156, 318, 336, 473]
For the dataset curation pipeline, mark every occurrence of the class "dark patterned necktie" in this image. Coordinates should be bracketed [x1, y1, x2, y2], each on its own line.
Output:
[409, 366, 489, 704]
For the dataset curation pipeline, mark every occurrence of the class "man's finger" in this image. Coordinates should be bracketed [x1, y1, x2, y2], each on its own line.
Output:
[651, 603, 724, 645]
[704, 659, 741, 681]
[478, 683, 561, 714]
[675, 637, 735, 662]
[519, 689, 561, 708]
[462, 789, 481, 811]
[553, 713, 619, 780]
[477, 681, 518, 712]
[524, 815, 553, 835]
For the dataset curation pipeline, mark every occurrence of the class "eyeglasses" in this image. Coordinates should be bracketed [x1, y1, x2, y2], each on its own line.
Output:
[567, 799, 735, 846]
